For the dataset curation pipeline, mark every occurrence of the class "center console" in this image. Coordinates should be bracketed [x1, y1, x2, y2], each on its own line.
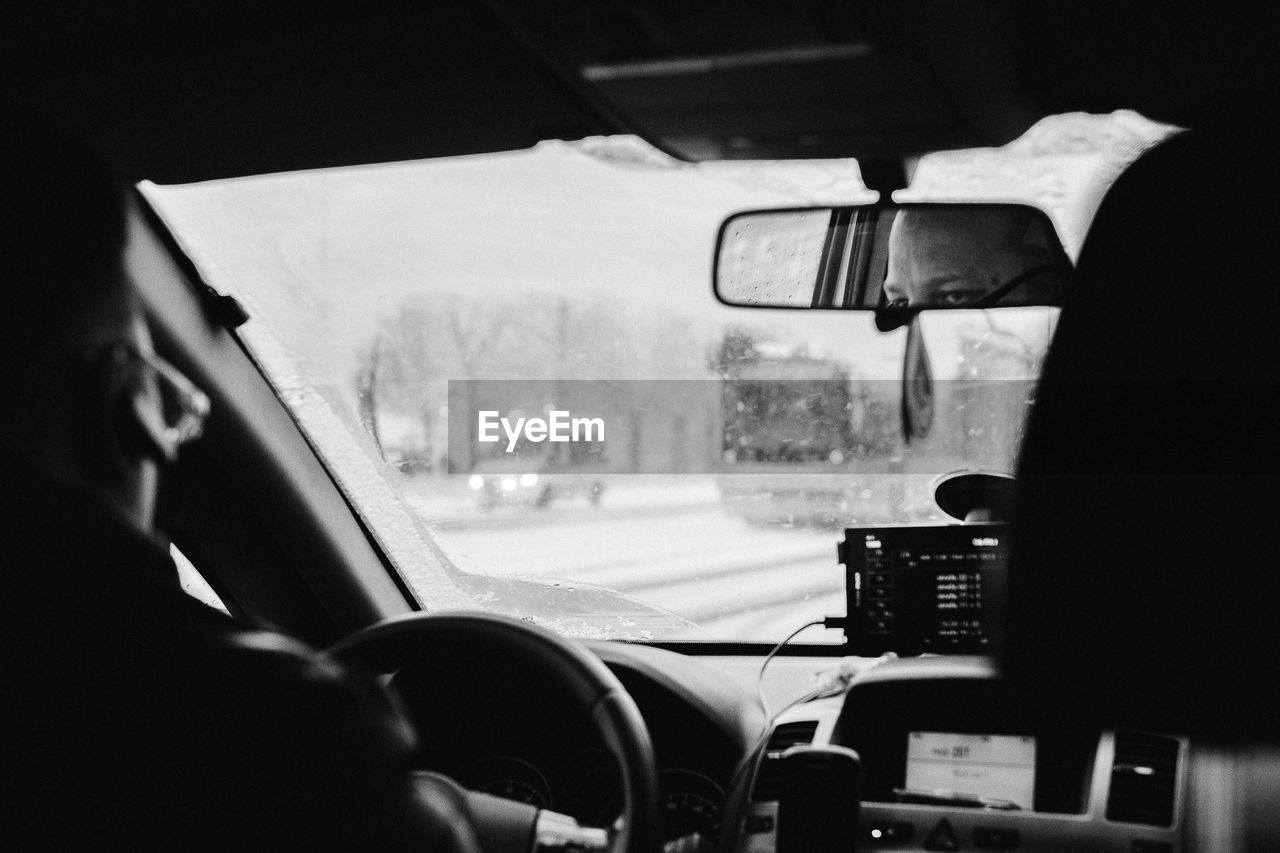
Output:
[735, 658, 1185, 852]
[730, 523, 1186, 853]
[834, 660, 1095, 816]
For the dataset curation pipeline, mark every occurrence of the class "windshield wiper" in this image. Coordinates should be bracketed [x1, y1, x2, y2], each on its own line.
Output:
[892, 787, 1022, 811]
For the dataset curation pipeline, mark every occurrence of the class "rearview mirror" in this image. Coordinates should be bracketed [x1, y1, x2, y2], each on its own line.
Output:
[714, 203, 1071, 318]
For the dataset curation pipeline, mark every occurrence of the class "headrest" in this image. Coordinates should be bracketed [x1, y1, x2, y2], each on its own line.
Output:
[1002, 128, 1280, 739]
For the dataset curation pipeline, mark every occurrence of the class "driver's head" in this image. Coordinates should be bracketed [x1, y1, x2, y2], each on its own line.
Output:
[883, 206, 1061, 309]
[0, 118, 206, 534]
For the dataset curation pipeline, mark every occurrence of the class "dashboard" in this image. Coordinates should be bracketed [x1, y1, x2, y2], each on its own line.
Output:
[386, 637, 763, 846]
[397, 634, 1192, 852]
[378, 520, 1193, 852]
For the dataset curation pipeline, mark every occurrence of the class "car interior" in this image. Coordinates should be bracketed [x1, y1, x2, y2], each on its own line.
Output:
[7, 2, 1279, 851]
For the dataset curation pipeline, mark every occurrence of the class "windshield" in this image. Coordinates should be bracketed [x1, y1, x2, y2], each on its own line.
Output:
[142, 111, 1173, 644]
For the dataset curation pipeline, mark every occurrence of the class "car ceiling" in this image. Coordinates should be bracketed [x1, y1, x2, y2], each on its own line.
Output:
[3, 2, 621, 184]
[8, 2, 1273, 186]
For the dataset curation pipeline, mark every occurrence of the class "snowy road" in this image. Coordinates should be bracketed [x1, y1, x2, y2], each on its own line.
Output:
[404, 478, 850, 643]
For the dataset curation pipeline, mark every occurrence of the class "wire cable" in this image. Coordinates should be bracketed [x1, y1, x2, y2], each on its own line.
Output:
[756, 617, 843, 719]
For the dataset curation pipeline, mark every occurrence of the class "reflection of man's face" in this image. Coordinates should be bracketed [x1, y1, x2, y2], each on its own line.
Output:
[883, 208, 1056, 308]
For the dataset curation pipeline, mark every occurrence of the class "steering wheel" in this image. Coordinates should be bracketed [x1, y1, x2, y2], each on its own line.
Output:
[329, 611, 660, 853]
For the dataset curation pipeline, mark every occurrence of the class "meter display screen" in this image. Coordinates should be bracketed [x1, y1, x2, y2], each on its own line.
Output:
[840, 523, 1008, 655]
[905, 732, 1036, 809]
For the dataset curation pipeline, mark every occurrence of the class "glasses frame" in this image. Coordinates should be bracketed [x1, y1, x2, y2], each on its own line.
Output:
[971, 262, 1064, 309]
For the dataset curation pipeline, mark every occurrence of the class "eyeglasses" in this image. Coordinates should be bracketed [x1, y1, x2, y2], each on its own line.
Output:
[971, 263, 1062, 309]
[87, 341, 211, 448]
[876, 262, 1063, 331]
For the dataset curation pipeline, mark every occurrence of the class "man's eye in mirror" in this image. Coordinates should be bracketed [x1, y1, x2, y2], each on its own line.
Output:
[713, 202, 1071, 315]
[936, 289, 987, 306]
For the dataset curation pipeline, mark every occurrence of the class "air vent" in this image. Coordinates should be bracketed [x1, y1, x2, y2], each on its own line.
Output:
[751, 720, 819, 802]
[1106, 731, 1179, 827]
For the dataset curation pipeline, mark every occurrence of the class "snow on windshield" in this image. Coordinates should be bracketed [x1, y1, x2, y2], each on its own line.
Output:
[141, 112, 1174, 643]
[897, 110, 1177, 259]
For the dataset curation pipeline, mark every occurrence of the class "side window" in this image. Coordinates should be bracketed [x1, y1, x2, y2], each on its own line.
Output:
[170, 544, 230, 615]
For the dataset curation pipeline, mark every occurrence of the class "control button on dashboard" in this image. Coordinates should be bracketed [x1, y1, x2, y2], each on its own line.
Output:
[864, 821, 914, 845]
[923, 818, 960, 851]
[974, 826, 1020, 849]
[744, 814, 774, 834]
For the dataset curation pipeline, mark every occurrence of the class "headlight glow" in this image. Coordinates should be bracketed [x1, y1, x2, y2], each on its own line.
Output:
[468, 475, 484, 490]
[519, 473, 539, 488]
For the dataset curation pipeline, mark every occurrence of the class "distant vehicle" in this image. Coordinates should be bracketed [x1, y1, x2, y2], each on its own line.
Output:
[716, 349, 905, 527]
[720, 350, 854, 464]
[468, 455, 606, 511]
